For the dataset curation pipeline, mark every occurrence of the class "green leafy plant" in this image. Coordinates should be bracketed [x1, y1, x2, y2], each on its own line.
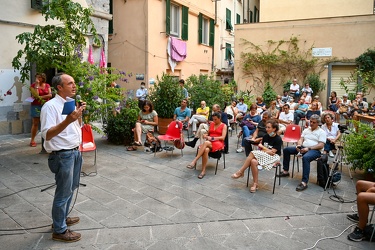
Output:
[12, 0, 125, 131]
[305, 73, 326, 96]
[103, 99, 140, 145]
[186, 74, 235, 111]
[356, 48, 375, 89]
[344, 122, 375, 177]
[149, 73, 184, 118]
[262, 82, 277, 107]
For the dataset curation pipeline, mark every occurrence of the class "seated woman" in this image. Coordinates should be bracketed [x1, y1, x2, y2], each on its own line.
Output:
[186, 112, 227, 179]
[336, 93, 352, 122]
[255, 96, 267, 114]
[276, 95, 283, 111]
[321, 112, 341, 158]
[305, 102, 321, 128]
[267, 100, 279, 119]
[225, 101, 238, 124]
[236, 104, 262, 153]
[312, 95, 322, 113]
[243, 112, 269, 156]
[328, 91, 339, 112]
[231, 119, 282, 193]
[132, 100, 158, 146]
[188, 101, 209, 136]
[301, 91, 311, 105]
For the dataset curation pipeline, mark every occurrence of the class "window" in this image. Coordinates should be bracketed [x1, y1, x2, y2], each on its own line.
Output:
[166, 0, 189, 40]
[170, 4, 180, 36]
[236, 14, 241, 24]
[249, 10, 253, 23]
[226, 8, 233, 30]
[198, 13, 215, 47]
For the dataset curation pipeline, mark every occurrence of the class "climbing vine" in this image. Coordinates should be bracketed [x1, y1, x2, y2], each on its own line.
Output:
[240, 36, 329, 93]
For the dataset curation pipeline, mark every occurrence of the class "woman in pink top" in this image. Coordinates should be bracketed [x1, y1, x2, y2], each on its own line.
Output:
[30, 73, 52, 147]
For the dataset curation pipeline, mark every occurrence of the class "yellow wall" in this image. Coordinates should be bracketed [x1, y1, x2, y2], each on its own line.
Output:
[108, 0, 216, 94]
[234, 15, 375, 107]
[260, 0, 374, 22]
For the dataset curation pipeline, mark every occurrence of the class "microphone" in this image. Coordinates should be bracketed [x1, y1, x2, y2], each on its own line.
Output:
[76, 95, 82, 107]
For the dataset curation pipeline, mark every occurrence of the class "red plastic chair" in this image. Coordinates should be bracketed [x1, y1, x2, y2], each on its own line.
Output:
[79, 124, 97, 176]
[155, 121, 184, 157]
[282, 124, 302, 178]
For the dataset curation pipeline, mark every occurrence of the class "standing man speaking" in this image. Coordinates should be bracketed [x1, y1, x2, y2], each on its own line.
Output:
[40, 73, 86, 242]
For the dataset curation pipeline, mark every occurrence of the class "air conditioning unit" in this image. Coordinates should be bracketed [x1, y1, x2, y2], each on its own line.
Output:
[31, 0, 48, 11]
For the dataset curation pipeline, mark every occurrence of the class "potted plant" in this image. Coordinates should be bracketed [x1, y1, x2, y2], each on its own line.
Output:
[103, 98, 139, 145]
[186, 74, 235, 111]
[344, 122, 375, 179]
[262, 82, 277, 107]
[149, 73, 184, 134]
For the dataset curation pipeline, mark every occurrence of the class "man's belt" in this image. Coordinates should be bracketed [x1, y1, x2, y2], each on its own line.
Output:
[51, 146, 79, 154]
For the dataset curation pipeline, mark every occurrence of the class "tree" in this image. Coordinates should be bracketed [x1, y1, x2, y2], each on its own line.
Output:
[12, 0, 125, 130]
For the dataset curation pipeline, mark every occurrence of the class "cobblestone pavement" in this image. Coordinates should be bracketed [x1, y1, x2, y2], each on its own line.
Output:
[0, 129, 373, 249]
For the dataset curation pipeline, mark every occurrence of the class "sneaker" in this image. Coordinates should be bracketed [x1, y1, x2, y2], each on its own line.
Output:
[236, 148, 244, 153]
[52, 229, 81, 242]
[347, 213, 359, 223]
[347, 226, 365, 242]
[228, 127, 232, 131]
[329, 151, 335, 158]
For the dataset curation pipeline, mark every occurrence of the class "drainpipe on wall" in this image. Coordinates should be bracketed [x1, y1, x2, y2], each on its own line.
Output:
[212, 0, 217, 72]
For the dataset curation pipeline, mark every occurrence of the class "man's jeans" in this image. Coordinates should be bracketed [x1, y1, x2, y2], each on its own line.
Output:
[282, 146, 321, 184]
[48, 149, 82, 234]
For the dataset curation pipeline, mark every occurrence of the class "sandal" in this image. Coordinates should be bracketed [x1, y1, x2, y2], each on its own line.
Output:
[30, 141, 37, 147]
[186, 164, 195, 169]
[231, 171, 244, 179]
[250, 184, 258, 193]
[198, 173, 205, 179]
[133, 142, 142, 146]
[126, 146, 137, 151]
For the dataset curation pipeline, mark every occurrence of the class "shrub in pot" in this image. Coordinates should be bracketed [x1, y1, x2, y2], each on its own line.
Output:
[103, 98, 139, 145]
[149, 73, 184, 134]
[186, 74, 235, 111]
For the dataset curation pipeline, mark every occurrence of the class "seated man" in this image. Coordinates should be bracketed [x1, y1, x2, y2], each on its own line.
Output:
[236, 97, 248, 122]
[188, 101, 209, 136]
[277, 104, 293, 135]
[173, 99, 191, 128]
[277, 114, 326, 191]
[244, 111, 269, 157]
[293, 97, 308, 125]
[347, 180, 375, 242]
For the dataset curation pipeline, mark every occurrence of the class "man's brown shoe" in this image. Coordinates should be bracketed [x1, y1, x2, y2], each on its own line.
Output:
[52, 229, 81, 242]
[51, 217, 80, 228]
[66, 217, 80, 226]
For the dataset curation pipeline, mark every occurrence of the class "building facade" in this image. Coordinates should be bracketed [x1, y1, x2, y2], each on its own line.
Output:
[235, 0, 375, 107]
[0, 0, 111, 135]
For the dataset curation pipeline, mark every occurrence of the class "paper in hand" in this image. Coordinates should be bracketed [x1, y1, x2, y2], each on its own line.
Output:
[62, 97, 76, 115]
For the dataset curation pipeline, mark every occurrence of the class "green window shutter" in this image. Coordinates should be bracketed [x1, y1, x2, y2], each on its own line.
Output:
[198, 13, 203, 44]
[108, 0, 113, 34]
[166, 0, 170, 35]
[236, 14, 240, 24]
[254, 6, 258, 23]
[226, 8, 232, 30]
[225, 43, 231, 60]
[209, 19, 215, 47]
[249, 11, 253, 23]
[181, 6, 189, 40]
